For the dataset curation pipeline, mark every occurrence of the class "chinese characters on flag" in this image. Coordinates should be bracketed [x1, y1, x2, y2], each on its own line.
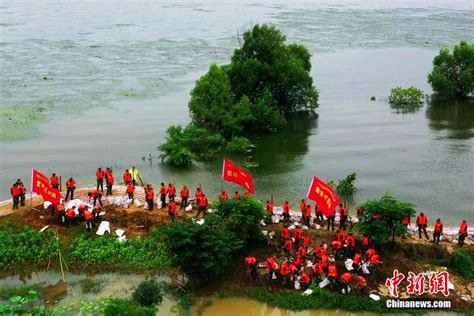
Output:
[306, 176, 340, 216]
[222, 158, 254, 193]
[31, 169, 60, 205]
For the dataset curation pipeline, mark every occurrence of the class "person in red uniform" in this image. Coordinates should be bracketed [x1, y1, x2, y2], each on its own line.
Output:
[353, 252, 362, 272]
[123, 169, 132, 184]
[302, 234, 311, 248]
[281, 224, 289, 240]
[279, 261, 291, 287]
[326, 206, 336, 231]
[336, 228, 346, 243]
[345, 232, 356, 257]
[328, 263, 338, 282]
[338, 203, 348, 228]
[105, 168, 114, 196]
[92, 205, 101, 220]
[330, 239, 343, 257]
[65, 206, 76, 228]
[65, 177, 76, 201]
[315, 202, 323, 222]
[168, 183, 176, 201]
[361, 234, 371, 251]
[198, 193, 208, 218]
[355, 275, 367, 293]
[293, 224, 303, 249]
[159, 182, 167, 207]
[402, 214, 410, 239]
[169, 199, 177, 222]
[84, 208, 94, 232]
[312, 258, 324, 282]
[219, 191, 228, 202]
[303, 204, 311, 226]
[283, 238, 293, 259]
[282, 201, 290, 223]
[16, 179, 26, 206]
[265, 255, 277, 285]
[77, 204, 88, 221]
[368, 252, 382, 274]
[299, 271, 311, 290]
[300, 199, 308, 223]
[126, 181, 134, 200]
[232, 191, 240, 200]
[340, 272, 353, 294]
[88, 189, 102, 207]
[145, 184, 155, 211]
[356, 207, 365, 219]
[458, 220, 468, 246]
[245, 256, 257, 281]
[266, 200, 274, 216]
[416, 212, 429, 240]
[10, 183, 20, 210]
[56, 203, 65, 223]
[433, 218, 443, 244]
[95, 168, 104, 192]
[180, 185, 189, 209]
[50, 173, 60, 189]
[297, 245, 307, 259]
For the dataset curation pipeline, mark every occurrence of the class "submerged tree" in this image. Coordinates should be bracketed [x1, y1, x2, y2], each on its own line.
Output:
[428, 40, 474, 100]
[357, 193, 417, 247]
[329, 172, 357, 208]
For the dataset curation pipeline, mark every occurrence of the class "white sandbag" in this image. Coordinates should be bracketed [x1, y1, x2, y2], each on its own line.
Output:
[157, 200, 163, 209]
[303, 289, 313, 296]
[288, 225, 295, 230]
[272, 215, 280, 224]
[196, 219, 205, 225]
[118, 235, 127, 243]
[43, 201, 52, 209]
[342, 287, 351, 294]
[272, 272, 277, 280]
[345, 259, 354, 271]
[306, 261, 313, 268]
[294, 280, 301, 290]
[96, 221, 110, 236]
[115, 229, 125, 237]
[448, 281, 454, 290]
[369, 294, 381, 301]
[40, 225, 49, 232]
[315, 224, 321, 229]
[207, 208, 214, 213]
[260, 220, 266, 226]
[319, 278, 330, 288]
[361, 263, 370, 274]
[302, 225, 308, 230]
[99, 211, 106, 216]
[185, 204, 193, 211]
[133, 199, 142, 207]
[261, 230, 268, 236]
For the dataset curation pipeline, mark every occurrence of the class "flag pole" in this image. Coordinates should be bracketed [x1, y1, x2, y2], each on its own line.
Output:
[30, 169, 34, 211]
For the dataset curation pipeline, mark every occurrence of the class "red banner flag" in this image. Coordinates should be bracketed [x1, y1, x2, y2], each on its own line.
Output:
[31, 169, 61, 205]
[222, 158, 254, 193]
[306, 176, 340, 217]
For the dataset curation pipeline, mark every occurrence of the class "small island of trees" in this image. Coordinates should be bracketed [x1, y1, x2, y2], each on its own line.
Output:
[159, 24, 319, 166]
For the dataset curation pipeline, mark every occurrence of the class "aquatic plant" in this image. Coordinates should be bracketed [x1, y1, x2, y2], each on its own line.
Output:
[329, 172, 357, 207]
[388, 87, 424, 105]
[428, 40, 474, 100]
[226, 136, 254, 154]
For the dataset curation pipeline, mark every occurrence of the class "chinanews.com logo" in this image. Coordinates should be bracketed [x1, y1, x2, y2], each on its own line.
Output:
[384, 270, 452, 309]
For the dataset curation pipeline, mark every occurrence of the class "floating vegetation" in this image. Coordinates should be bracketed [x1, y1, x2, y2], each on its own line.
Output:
[0, 105, 49, 140]
[117, 89, 147, 97]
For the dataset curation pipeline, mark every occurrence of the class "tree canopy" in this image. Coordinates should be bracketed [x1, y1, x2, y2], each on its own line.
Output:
[159, 24, 318, 166]
[357, 193, 417, 247]
[428, 40, 474, 100]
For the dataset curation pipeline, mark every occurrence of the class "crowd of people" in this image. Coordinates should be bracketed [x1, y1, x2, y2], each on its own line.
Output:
[8, 170, 470, 245]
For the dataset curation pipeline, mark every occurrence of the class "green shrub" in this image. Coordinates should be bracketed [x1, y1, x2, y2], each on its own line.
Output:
[103, 298, 157, 316]
[388, 87, 424, 105]
[78, 278, 104, 294]
[226, 136, 254, 154]
[448, 248, 474, 280]
[0, 224, 59, 268]
[132, 279, 164, 307]
[68, 235, 170, 270]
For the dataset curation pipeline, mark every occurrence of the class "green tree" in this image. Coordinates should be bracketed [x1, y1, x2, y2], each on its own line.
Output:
[229, 24, 318, 113]
[329, 172, 357, 208]
[428, 40, 474, 99]
[388, 87, 424, 105]
[155, 221, 243, 285]
[132, 279, 164, 307]
[214, 197, 267, 243]
[357, 193, 417, 247]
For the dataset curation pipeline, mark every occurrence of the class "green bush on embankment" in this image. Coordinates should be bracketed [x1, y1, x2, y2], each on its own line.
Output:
[0, 224, 59, 269]
[68, 235, 171, 270]
[448, 248, 474, 280]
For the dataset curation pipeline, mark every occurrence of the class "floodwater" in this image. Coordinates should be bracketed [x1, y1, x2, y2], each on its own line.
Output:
[1, 0, 473, 225]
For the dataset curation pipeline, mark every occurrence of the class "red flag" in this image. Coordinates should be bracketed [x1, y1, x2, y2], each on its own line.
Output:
[306, 176, 340, 217]
[31, 169, 61, 205]
[222, 158, 254, 193]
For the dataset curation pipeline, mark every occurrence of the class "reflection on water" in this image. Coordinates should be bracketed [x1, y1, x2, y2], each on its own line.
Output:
[390, 103, 423, 114]
[252, 112, 319, 174]
[426, 100, 474, 140]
